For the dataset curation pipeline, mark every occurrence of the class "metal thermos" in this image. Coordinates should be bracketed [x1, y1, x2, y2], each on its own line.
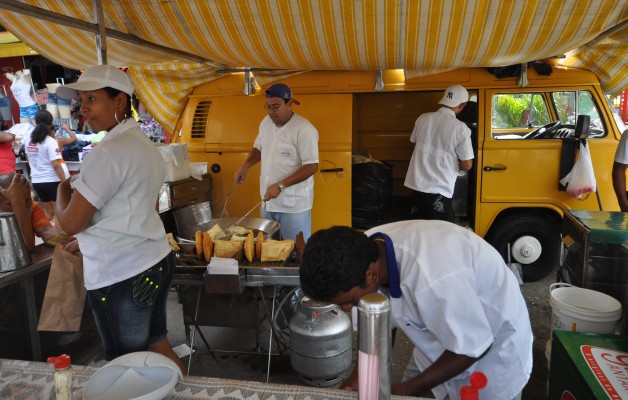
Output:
[358, 292, 391, 400]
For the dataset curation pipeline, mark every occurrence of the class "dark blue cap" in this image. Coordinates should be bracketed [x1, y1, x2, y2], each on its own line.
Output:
[265, 83, 292, 100]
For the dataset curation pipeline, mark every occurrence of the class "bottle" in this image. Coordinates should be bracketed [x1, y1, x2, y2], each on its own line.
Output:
[459, 371, 487, 400]
[47, 354, 73, 400]
[357, 292, 391, 400]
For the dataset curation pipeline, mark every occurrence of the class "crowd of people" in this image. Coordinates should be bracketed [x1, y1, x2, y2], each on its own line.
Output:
[1, 64, 627, 400]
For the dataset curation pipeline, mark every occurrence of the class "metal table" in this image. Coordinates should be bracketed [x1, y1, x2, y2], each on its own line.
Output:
[172, 264, 300, 381]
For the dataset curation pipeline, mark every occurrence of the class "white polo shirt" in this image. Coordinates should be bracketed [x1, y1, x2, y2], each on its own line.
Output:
[254, 113, 319, 213]
[72, 119, 170, 290]
[365, 220, 533, 400]
[404, 107, 474, 197]
[615, 132, 628, 164]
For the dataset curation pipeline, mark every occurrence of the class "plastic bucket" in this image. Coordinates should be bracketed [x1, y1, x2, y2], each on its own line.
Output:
[549, 283, 622, 334]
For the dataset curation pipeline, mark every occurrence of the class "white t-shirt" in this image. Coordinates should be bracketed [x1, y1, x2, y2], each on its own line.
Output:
[25, 135, 62, 183]
[365, 220, 533, 400]
[615, 132, 628, 164]
[404, 107, 474, 197]
[254, 113, 319, 213]
[10, 79, 36, 108]
[72, 119, 170, 290]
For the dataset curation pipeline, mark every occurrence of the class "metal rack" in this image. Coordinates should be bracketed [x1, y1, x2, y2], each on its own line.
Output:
[172, 264, 300, 381]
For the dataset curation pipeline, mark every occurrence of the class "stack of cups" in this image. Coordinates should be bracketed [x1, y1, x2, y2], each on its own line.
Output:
[358, 292, 391, 400]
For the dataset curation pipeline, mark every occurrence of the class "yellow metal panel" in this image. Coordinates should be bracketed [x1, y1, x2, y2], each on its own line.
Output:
[181, 91, 353, 232]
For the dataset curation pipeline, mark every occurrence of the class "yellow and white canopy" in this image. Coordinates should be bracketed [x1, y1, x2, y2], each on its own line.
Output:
[0, 0, 625, 131]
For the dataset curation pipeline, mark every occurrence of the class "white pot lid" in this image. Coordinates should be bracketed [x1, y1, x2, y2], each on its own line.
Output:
[83, 351, 182, 400]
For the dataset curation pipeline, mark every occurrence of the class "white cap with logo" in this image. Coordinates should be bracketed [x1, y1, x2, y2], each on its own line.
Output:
[438, 85, 469, 107]
[56, 65, 134, 99]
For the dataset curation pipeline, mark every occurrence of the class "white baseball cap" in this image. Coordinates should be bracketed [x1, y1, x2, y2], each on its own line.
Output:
[56, 65, 134, 98]
[438, 85, 469, 107]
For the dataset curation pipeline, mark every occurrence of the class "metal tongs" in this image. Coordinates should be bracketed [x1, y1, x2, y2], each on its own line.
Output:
[226, 200, 263, 231]
[211, 184, 239, 218]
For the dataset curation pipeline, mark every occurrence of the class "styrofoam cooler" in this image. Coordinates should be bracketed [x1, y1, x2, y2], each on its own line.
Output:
[158, 143, 191, 182]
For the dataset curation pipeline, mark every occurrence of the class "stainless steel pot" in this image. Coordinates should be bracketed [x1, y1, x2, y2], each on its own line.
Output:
[289, 296, 352, 387]
[0, 212, 31, 272]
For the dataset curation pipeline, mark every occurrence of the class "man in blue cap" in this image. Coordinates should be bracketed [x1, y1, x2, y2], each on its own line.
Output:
[235, 83, 319, 242]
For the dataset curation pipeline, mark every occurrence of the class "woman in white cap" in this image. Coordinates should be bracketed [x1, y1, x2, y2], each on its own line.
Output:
[54, 65, 186, 374]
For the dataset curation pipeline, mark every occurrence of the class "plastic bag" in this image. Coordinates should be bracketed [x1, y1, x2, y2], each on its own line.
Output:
[509, 262, 524, 286]
[559, 142, 596, 199]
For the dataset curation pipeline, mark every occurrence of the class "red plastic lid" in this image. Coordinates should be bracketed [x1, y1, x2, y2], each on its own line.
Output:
[470, 371, 488, 389]
[47, 354, 71, 369]
[460, 385, 478, 400]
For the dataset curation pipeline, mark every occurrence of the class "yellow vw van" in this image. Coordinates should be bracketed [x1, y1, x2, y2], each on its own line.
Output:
[173, 67, 626, 281]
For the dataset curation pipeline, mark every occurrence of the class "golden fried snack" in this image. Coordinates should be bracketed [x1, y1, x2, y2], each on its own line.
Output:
[202, 232, 214, 262]
[195, 230, 203, 256]
[213, 239, 244, 259]
[244, 231, 254, 262]
[166, 233, 180, 252]
[261, 240, 294, 262]
[255, 231, 264, 261]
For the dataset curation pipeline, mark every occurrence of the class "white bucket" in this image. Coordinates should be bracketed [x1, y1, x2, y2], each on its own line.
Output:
[549, 283, 622, 334]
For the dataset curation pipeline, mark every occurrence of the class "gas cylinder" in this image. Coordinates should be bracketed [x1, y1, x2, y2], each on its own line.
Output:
[289, 296, 352, 387]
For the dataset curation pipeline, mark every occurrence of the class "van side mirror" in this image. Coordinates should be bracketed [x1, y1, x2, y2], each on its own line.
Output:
[574, 115, 590, 139]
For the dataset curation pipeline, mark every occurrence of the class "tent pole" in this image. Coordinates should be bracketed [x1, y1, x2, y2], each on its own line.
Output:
[0, 0, 223, 68]
[93, 0, 107, 65]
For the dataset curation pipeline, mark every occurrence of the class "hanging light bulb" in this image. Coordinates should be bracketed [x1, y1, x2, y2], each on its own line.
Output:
[374, 70, 384, 91]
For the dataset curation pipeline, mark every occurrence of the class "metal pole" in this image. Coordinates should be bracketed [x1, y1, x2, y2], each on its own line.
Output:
[92, 0, 107, 65]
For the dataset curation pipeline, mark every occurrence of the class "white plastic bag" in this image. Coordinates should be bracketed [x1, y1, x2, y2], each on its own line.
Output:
[559, 141, 596, 199]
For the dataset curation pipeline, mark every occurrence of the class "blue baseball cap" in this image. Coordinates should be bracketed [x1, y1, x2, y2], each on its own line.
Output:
[265, 83, 292, 100]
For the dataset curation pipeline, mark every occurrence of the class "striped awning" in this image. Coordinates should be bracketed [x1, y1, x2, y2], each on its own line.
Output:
[0, 31, 37, 57]
[0, 0, 625, 131]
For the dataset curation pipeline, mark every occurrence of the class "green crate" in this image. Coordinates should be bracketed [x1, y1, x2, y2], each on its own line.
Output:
[548, 330, 628, 399]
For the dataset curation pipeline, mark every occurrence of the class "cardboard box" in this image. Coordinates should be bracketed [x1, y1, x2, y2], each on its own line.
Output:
[548, 330, 628, 399]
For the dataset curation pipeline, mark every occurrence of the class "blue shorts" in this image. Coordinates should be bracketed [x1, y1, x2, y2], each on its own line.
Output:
[19, 104, 39, 120]
[87, 252, 175, 360]
[46, 94, 57, 105]
[48, 93, 71, 107]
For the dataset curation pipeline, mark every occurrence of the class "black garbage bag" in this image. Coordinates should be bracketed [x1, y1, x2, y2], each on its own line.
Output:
[352, 159, 393, 229]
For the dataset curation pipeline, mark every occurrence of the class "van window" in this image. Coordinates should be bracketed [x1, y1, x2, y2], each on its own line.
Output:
[552, 91, 605, 137]
[491, 92, 550, 138]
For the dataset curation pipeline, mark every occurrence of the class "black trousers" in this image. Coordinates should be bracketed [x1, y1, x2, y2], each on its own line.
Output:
[409, 191, 455, 223]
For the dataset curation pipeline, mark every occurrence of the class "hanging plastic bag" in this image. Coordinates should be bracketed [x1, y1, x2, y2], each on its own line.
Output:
[559, 141, 596, 199]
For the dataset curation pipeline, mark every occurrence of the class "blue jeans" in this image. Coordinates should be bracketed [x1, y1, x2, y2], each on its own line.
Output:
[260, 208, 311, 242]
[87, 252, 175, 360]
[47, 93, 71, 106]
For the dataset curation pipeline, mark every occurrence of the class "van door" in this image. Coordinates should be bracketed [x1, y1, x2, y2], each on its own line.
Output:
[479, 88, 609, 281]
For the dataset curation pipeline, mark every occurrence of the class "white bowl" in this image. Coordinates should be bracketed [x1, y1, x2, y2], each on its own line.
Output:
[83, 351, 181, 400]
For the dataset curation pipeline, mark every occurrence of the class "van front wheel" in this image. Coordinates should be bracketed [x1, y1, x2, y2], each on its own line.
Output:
[485, 215, 560, 282]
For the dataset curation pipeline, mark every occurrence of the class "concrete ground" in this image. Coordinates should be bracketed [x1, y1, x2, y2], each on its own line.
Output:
[150, 264, 557, 399]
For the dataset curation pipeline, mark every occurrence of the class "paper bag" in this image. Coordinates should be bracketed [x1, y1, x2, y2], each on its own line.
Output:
[38, 245, 85, 332]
